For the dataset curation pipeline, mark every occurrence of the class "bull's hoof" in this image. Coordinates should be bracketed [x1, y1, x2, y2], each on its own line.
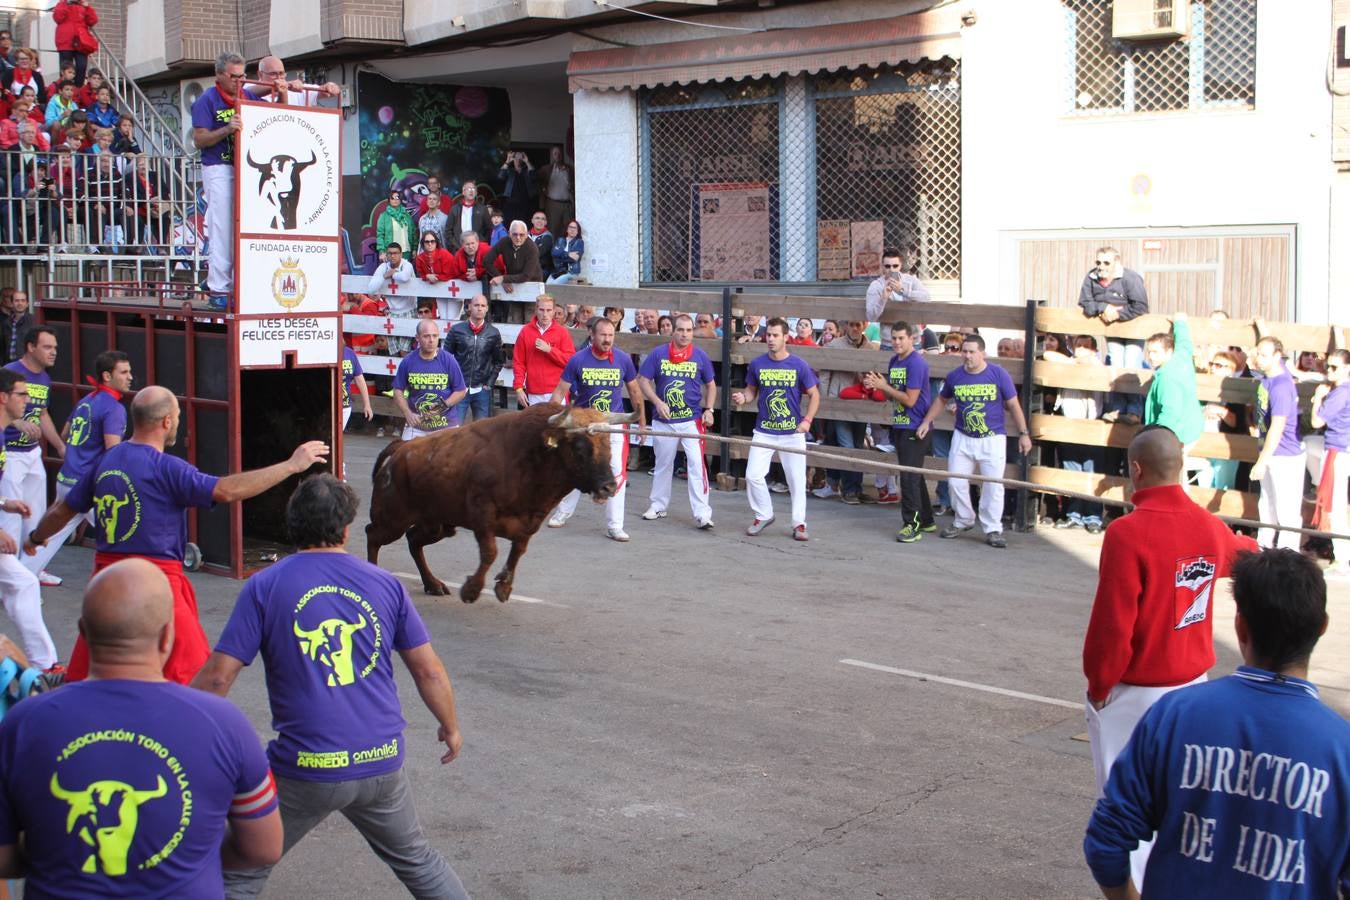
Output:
[424, 580, 452, 597]
[493, 580, 512, 603]
[460, 581, 484, 604]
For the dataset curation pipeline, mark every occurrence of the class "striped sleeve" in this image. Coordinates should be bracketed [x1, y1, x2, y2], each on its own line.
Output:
[230, 770, 278, 819]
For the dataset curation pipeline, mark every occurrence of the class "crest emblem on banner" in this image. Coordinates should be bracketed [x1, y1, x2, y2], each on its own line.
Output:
[272, 257, 308, 309]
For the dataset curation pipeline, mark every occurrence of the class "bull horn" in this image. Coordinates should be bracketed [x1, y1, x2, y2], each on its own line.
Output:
[50, 773, 79, 802]
[547, 408, 573, 429]
[245, 148, 270, 172]
[605, 411, 640, 425]
[133, 776, 169, 804]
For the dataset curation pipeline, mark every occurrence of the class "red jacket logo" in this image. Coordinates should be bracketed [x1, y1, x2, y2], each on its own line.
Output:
[1174, 556, 1217, 630]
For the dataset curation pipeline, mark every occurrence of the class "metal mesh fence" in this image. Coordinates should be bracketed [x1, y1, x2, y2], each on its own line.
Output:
[640, 61, 962, 285]
[1066, 0, 1256, 115]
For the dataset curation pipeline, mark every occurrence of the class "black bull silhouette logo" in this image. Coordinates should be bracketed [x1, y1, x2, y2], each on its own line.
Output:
[246, 149, 317, 230]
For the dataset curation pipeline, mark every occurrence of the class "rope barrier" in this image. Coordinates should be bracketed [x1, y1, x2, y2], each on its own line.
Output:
[583, 424, 1350, 544]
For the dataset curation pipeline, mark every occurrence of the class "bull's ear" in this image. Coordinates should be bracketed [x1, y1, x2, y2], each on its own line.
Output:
[547, 407, 573, 429]
[605, 411, 640, 425]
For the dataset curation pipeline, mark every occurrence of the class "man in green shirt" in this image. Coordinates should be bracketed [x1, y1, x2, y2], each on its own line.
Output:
[1143, 312, 1203, 457]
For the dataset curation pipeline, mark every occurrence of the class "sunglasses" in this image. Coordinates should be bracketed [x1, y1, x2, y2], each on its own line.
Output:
[883, 264, 903, 270]
[1210, 362, 1234, 370]
[422, 239, 436, 245]
[944, 345, 961, 351]
[1094, 259, 1112, 266]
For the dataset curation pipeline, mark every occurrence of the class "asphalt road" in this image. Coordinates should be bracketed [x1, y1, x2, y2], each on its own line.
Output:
[28, 431, 1350, 899]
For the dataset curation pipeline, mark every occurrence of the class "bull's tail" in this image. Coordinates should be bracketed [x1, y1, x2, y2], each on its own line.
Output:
[371, 439, 401, 484]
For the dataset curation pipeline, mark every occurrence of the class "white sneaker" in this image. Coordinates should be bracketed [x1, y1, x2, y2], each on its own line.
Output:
[812, 485, 836, 500]
[641, 505, 668, 521]
[547, 511, 570, 528]
[39, 570, 62, 587]
[606, 526, 630, 542]
[696, 516, 715, 530]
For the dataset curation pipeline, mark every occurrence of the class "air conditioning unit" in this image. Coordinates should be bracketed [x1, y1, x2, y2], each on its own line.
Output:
[178, 76, 216, 148]
[1112, 0, 1189, 41]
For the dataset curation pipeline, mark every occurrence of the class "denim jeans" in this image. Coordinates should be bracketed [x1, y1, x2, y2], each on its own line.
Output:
[826, 420, 866, 496]
[462, 387, 492, 423]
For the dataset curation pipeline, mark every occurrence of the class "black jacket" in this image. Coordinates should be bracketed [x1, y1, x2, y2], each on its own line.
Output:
[1, 312, 33, 363]
[444, 319, 505, 389]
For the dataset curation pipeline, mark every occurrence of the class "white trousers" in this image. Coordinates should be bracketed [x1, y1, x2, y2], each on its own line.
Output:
[556, 429, 627, 529]
[401, 425, 456, 442]
[0, 449, 47, 546]
[745, 431, 806, 527]
[203, 164, 235, 295]
[0, 552, 55, 669]
[648, 419, 711, 521]
[948, 431, 1006, 535]
[525, 392, 552, 407]
[1085, 674, 1206, 893]
[22, 482, 86, 577]
[1257, 451, 1306, 550]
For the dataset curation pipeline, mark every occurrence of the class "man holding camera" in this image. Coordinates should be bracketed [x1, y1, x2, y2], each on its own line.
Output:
[498, 150, 537, 227]
[865, 248, 932, 326]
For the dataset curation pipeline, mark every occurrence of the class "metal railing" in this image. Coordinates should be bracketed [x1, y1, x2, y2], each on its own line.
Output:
[88, 27, 191, 158]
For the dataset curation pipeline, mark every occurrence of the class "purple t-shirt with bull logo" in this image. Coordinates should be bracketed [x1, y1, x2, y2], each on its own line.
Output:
[214, 551, 432, 782]
[341, 345, 362, 411]
[941, 363, 1018, 438]
[639, 344, 715, 424]
[1256, 367, 1303, 457]
[746, 353, 818, 435]
[3, 360, 51, 453]
[561, 346, 637, 413]
[0, 680, 277, 898]
[64, 442, 219, 561]
[394, 349, 466, 430]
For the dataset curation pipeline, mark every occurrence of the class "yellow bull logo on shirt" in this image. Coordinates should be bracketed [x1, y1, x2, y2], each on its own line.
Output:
[590, 391, 613, 413]
[767, 390, 791, 422]
[664, 380, 691, 417]
[294, 614, 368, 686]
[962, 401, 990, 436]
[68, 414, 91, 447]
[50, 773, 169, 876]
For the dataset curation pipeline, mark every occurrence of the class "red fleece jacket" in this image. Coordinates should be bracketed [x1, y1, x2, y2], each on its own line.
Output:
[511, 318, 574, 393]
[1082, 483, 1257, 702]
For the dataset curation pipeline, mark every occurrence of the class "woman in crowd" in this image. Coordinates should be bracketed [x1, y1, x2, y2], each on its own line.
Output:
[656, 315, 674, 336]
[1197, 350, 1249, 491]
[788, 317, 815, 346]
[375, 189, 413, 262]
[816, 320, 839, 346]
[1311, 349, 1350, 578]
[110, 115, 142, 155]
[414, 232, 455, 283]
[4, 49, 45, 102]
[548, 219, 584, 284]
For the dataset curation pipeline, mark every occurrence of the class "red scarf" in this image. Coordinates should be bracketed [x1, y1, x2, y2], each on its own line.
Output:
[460, 199, 475, 208]
[215, 82, 239, 107]
[668, 341, 693, 364]
[591, 346, 613, 362]
[529, 227, 548, 236]
[469, 320, 485, 334]
[82, 376, 123, 400]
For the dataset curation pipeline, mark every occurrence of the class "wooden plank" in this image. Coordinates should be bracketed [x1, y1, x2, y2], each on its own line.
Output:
[1030, 413, 1262, 460]
[1031, 360, 1324, 403]
[1034, 307, 1346, 352]
[1024, 467, 1258, 519]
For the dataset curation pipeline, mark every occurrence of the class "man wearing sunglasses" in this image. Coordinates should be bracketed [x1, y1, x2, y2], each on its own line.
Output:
[1078, 247, 1150, 369]
[865, 248, 931, 326]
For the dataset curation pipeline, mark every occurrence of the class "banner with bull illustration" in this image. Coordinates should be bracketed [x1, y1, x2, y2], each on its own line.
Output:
[236, 99, 342, 367]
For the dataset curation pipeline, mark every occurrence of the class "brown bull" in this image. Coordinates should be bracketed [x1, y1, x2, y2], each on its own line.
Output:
[367, 404, 637, 602]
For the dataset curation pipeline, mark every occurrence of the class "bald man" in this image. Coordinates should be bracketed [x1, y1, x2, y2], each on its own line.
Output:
[0, 559, 283, 895]
[251, 56, 340, 107]
[1081, 425, 1257, 893]
[25, 386, 329, 684]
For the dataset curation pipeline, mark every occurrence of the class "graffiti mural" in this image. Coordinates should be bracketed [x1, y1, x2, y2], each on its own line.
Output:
[356, 73, 511, 271]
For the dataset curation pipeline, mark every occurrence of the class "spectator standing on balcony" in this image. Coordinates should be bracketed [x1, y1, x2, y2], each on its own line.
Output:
[1078, 247, 1149, 369]
[488, 206, 507, 245]
[413, 232, 454, 283]
[3, 49, 44, 103]
[498, 150, 536, 225]
[548, 219, 584, 285]
[0, 31, 15, 80]
[528, 210, 555, 279]
[249, 56, 340, 108]
[444, 179, 489, 251]
[416, 191, 448, 250]
[536, 145, 573, 236]
[74, 67, 104, 107]
[0, 289, 32, 364]
[414, 174, 448, 220]
[86, 83, 119, 130]
[44, 63, 76, 102]
[448, 230, 490, 287]
[375, 189, 414, 263]
[484, 219, 543, 293]
[1251, 336, 1306, 551]
[52, 0, 99, 87]
[191, 52, 247, 311]
[865, 248, 932, 323]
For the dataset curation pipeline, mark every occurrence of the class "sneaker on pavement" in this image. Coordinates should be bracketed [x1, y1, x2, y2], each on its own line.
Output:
[840, 493, 861, 506]
[745, 516, 775, 536]
[793, 524, 809, 542]
[1084, 519, 1104, 535]
[812, 485, 836, 500]
[858, 493, 877, 504]
[606, 526, 630, 542]
[939, 524, 973, 539]
[641, 505, 668, 521]
[933, 504, 951, 517]
[768, 481, 789, 494]
[920, 522, 938, 533]
[547, 511, 570, 528]
[896, 524, 922, 543]
[696, 516, 715, 530]
[986, 532, 1008, 549]
[876, 490, 899, 504]
[38, 570, 62, 587]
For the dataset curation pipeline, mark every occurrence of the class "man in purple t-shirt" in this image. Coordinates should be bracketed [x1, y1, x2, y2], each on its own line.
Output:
[1312, 349, 1350, 576]
[0, 559, 283, 896]
[731, 317, 821, 542]
[864, 320, 934, 543]
[917, 334, 1032, 549]
[191, 52, 251, 310]
[548, 316, 644, 541]
[192, 475, 468, 899]
[1251, 336, 1306, 550]
[393, 319, 467, 441]
[637, 313, 718, 529]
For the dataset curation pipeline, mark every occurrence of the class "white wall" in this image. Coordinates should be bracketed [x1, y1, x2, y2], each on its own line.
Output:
[960, 1, 1334, 322]
[573, 88, 639, 287]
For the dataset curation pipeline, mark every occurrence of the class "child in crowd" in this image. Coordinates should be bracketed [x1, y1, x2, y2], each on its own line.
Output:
[489, 206, 507, 245]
